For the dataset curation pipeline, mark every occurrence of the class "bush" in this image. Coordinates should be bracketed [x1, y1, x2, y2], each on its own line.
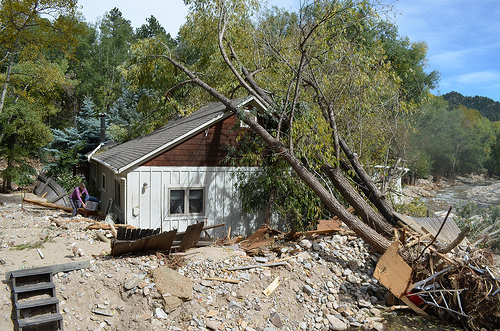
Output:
[455, 202, 500, 250]
[394, 198, 428, 217]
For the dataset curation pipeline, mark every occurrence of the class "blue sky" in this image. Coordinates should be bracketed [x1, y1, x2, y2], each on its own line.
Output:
[78, 0, 500, 102]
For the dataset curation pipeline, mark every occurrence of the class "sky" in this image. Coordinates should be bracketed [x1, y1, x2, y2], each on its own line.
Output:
[77, 0, 500, 102]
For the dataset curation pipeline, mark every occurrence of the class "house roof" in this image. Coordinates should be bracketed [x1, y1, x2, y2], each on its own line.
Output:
[90, 96, 261, 174]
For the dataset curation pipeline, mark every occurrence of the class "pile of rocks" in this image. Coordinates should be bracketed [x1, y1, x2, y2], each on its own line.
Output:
[0, 197, 392, 330]
[162, 234, 387, 331]
[54, 233, 389, 330]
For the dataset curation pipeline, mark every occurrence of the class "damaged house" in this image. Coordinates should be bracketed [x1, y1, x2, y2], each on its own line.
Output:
[87, 96, 265, 237]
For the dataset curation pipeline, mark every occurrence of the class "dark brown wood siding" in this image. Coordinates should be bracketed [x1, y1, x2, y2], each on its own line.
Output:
[141, 114, 246, 167]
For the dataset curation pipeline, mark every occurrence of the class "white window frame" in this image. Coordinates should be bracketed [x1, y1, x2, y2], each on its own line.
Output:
[168, 187, 205, 216]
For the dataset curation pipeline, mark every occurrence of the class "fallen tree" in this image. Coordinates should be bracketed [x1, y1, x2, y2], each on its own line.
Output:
[132, 0, 400, 253]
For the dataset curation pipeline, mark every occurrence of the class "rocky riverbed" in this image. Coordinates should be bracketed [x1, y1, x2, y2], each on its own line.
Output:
[0, 193, 466, 330]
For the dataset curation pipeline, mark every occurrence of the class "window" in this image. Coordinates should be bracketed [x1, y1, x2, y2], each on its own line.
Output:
[169, 188, 204, 215]
[115, 180, 121, 207]
[102, 173, 106, 192]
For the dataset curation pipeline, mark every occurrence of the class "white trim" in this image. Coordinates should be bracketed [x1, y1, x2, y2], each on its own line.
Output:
[167, 187, 205, 216]
[87, 143, 104, 162]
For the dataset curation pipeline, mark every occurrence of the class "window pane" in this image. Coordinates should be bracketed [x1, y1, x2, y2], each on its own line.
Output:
[189, 189, 203, 213]
[170, 190, 185, 214]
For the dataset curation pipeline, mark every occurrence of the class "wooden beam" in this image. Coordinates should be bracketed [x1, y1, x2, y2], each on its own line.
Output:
[6, 260, 90, 280]
[23, 198, 72, 212]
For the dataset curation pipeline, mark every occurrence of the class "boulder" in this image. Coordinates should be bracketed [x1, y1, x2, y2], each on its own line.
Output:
[152, 266, 193, 312]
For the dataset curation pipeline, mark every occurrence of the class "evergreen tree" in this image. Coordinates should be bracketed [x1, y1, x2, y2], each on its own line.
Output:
[45, 97, 102, 187]
[443, 91, 500, 122]
[106, 88, 151, 143]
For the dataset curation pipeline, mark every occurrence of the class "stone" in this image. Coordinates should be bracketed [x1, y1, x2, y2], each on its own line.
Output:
[300, 239, 312, 249]
[325, 314, 347, 331]
[124, 276, 142, 290]
[152, 266, 193, 312]
[92, 308, 113, 317]
[228, 301, 242, 309]
[358, 298, 372, 308]
[155, 307, 168, 319]
[303, 285, 314, 296]
[206, 320, 222, 330]
[269, 312, 283, 328]
[312, 242, 321, 251]
[150, 318, 164, 327]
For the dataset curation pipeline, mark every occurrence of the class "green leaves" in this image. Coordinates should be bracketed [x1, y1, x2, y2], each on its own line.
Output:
[410, 97, 496, 177]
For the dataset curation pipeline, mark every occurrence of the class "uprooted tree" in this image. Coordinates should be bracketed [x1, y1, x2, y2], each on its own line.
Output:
[123, 0, 437, 254]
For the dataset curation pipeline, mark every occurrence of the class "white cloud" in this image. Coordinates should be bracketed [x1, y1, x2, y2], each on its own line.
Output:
[455, 71, 500, 85]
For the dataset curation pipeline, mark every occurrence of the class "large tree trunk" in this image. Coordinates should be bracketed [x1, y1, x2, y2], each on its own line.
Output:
[162, 54, 392, 254]
[338, 136, 398, 225]
[321, 164, 394, 236]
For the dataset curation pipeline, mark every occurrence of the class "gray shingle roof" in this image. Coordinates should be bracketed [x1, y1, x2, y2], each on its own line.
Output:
[90, 97, 251, 173]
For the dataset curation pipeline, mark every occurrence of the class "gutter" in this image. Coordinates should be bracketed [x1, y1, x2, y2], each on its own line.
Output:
[87, 143, 104, 162]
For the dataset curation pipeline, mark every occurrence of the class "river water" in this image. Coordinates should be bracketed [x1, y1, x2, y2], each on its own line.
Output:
[420, 178, 500, 213]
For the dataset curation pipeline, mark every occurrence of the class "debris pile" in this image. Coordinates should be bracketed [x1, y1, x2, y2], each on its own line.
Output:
[405, 246, 500, 330]
[1, 195, 498, 330]
[373, 208, 500, 331]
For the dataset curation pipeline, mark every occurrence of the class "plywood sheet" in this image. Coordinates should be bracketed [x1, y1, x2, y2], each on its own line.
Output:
[373, 241, 412, 298]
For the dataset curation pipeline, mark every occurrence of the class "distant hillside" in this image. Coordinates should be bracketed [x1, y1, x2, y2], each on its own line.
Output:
[442, 91, 500, 122]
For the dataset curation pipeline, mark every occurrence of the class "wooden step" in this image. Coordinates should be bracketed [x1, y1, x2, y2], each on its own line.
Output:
[10, 267, 53, 279]
[17, 312, 63, 328]
[13, 282, 55, 294]
[5, 260, 90, 280]
[16, 296, 59, 310]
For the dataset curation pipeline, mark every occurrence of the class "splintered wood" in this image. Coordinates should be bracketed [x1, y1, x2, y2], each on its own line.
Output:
[263, 276, 281, 296]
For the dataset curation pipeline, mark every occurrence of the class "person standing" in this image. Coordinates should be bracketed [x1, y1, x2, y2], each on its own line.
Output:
[70, 183, 88, 216]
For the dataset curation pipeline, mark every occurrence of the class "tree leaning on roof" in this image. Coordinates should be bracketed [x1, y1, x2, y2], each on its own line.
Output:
[123, 0, 436, 253]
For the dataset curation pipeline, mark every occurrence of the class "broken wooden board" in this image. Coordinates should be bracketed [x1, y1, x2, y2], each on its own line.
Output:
[373, 240, 431, 318]
[116, 227, 160, 240]
[23, 198, 72, 212]
[86, 222, 136, 231]
[373, 240, 412, 299]
[316, 218, 342, 232]
[111, 229, 177, 256]
[239, 224, 284, 251]
[263, 276, 281, 296]
[176, 222, 205, 252]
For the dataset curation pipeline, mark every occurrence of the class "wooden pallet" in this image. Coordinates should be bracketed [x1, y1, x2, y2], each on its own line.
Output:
[9, 267, 63, 330]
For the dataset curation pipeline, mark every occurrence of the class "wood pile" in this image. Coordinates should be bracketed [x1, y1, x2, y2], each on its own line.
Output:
[375, 209, 500, 330]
